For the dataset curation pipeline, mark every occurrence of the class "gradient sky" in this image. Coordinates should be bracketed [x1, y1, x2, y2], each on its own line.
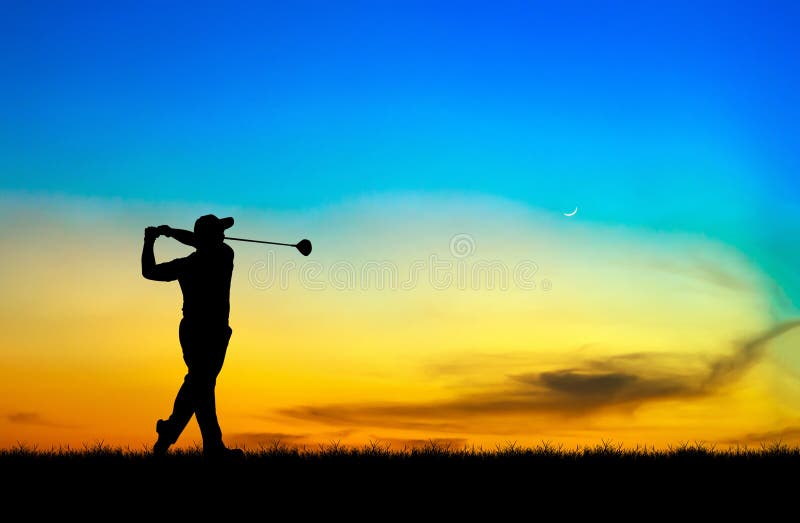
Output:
[1, 1, 799, 449]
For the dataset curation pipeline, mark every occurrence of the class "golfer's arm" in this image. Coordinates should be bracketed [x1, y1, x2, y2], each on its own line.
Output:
[141, 238, 158, 280]
[141, 240, 182, 281]
[167, 228, 196, 247]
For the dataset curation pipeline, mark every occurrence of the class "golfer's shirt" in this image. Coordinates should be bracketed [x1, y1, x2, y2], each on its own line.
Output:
[160, 243, 234, 326]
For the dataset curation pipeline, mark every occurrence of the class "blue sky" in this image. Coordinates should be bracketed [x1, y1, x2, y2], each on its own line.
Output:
[1, 1, 798, 306]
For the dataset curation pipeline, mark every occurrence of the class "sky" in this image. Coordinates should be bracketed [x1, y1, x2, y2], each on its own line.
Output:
[1, 1, 799, 449]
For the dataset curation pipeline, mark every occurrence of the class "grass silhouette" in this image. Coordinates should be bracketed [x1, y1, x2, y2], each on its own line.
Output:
[4, 440, 797, 512]
[5, 438, 799, 470]
[5, 437, 799, 459]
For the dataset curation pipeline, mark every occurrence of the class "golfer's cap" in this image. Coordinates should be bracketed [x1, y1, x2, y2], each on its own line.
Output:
[194, 214, 234, 233]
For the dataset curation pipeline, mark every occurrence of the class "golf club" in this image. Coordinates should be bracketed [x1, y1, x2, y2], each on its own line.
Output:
[225, 236, 312, 256]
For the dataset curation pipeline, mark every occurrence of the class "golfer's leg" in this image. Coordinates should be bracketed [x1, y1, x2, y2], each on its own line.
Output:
[157, 320, 199, 446]
[194, 334, 229, 452]
[193, 373, 223, 451]
[159, 373, 195, 443]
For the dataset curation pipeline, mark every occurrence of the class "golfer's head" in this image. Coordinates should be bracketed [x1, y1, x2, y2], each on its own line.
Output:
[194, 214, 234, 249]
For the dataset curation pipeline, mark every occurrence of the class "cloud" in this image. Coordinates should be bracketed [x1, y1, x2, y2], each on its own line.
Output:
[512, 369, 690, 412]
[279, 405, 470, 433]
[227, 430, 353, 448]
[703, 320, 800, 389]
[6, 412, 71, 428]
[729, 424, 800, 445]
[366, 436, 469, 450]
[228, 430, 467, 450]
[647, 255, 756, 293]
[280, 320, 800, 431]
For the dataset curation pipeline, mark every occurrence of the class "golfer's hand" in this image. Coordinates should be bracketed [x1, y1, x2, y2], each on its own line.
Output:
[144, 226, 160, 242]
[156, 225, 172, 237]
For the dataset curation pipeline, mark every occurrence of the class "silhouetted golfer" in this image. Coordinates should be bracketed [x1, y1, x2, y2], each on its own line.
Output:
[142, 214, 243, 458]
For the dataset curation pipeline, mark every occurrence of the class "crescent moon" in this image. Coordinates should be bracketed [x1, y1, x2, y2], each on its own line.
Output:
[563, 207, 578, 217]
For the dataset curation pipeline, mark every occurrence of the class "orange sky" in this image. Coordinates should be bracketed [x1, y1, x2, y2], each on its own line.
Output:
[2, 192, 800, 450]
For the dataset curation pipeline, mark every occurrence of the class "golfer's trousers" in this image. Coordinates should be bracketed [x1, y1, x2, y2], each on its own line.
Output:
[161, 318, 232, 450]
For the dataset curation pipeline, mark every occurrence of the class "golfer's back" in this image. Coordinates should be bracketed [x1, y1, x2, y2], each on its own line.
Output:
[177, 243, 234, 326]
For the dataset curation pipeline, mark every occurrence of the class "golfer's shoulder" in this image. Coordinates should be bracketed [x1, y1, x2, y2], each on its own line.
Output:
[221, 243, 234, 260]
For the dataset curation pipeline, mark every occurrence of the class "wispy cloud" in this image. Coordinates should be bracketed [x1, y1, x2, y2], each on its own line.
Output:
[6, 412, 72, 428]
[227, 429, 353, 448]
[228, 430, 467, 450]
[366, 436, 468, 450]
[280, 321, 800, 431]
[703, 320, 800, 389]
[647, 254, 756, 293]
[728, 424, 800, 444]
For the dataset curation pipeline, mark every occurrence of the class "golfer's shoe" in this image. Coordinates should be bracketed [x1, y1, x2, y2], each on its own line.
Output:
[153, 419, 174, 456]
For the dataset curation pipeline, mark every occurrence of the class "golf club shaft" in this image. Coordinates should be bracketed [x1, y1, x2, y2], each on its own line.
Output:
[225, 236, 296, 247]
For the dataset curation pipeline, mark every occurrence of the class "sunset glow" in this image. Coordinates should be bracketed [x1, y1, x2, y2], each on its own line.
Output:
[2, 2, 799, 450]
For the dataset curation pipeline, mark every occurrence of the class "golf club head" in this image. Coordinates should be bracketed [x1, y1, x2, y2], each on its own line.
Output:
[296, 239, 312, 256]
